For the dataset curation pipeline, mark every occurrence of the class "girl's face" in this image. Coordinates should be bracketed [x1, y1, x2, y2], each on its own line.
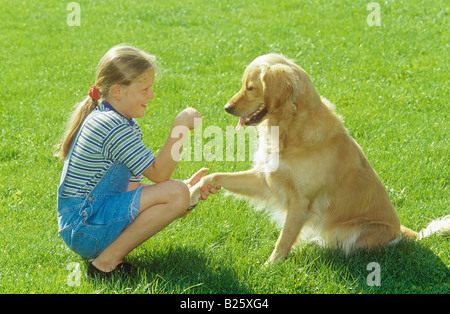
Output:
[114, 71, 155, 119]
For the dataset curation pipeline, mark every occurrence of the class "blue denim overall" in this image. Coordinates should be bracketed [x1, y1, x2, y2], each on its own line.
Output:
[57, 111, 144, 259]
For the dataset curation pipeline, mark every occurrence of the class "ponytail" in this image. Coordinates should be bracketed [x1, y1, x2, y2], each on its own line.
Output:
[54, 96, 98, 160]
[55, 44, 159, 160]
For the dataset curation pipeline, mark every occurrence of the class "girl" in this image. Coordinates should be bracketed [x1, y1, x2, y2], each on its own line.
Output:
[55, 44, 220, 278]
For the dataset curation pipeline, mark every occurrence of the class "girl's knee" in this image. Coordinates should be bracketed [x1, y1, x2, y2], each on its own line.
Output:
[140, 179, 188, 205]
[168, 179, 190, 214]
[139, 180, 190, 218]
[170, 179, 189, 200]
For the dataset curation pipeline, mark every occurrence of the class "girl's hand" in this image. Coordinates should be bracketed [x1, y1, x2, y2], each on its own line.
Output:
[198, 182, 221, 200]
[185, 168, 221, 197]
[174, 107, 202, 130]
[187, 171, 221, 208]
[184, 168, 210, 188]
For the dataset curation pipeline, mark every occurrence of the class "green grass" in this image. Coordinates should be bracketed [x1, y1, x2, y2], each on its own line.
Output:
[0, 0, 448, 294]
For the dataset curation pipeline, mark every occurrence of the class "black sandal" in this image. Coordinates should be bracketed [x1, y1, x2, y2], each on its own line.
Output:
[87, 261, 134, 279]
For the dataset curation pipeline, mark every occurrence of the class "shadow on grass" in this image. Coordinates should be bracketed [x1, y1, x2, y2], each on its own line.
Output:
[290, 238, 449, 293]
[86, 238, 448, 294]
[89, 245, 253, 294]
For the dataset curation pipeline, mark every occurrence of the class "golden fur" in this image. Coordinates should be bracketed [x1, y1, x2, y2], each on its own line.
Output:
[190, 54, 449, 263]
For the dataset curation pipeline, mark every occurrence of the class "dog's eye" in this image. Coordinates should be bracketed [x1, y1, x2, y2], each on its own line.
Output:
[247, 86, 254, 91]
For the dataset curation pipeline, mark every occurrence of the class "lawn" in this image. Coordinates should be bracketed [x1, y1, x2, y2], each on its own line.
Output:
[0, 0, 448, 294]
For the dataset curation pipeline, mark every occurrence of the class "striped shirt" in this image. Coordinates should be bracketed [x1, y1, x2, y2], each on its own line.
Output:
[61, 101, 155, 197]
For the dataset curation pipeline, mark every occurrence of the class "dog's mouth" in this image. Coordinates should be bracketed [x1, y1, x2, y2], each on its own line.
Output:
[235, 104, 268, 132]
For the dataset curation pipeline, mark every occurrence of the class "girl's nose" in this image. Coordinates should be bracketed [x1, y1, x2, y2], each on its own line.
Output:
[148, 88, 155, 99]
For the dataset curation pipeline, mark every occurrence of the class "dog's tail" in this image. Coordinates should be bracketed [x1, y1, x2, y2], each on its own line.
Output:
[401, 215, 450, 240]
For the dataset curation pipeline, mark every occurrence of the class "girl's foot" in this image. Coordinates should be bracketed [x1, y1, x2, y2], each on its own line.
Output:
[87, 261, 134, 279]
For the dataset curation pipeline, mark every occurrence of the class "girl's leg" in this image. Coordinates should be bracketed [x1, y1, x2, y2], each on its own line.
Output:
[91, 179, 190, 272]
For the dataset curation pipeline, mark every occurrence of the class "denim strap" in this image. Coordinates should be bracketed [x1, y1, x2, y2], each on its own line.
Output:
[59, 111, 102, 186]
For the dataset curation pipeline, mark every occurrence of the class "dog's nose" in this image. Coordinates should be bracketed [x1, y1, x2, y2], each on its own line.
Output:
[224, 103, 234, 114]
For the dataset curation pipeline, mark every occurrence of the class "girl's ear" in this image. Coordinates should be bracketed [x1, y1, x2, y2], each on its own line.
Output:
[110, 83, 122, 101]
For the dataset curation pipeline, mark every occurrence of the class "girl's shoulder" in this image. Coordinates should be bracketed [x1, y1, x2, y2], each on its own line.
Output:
[96, 101, 138, 128]
[83, 110, 118, 132]
[85, 109, 142, 141]
[87, 108, 133, 131]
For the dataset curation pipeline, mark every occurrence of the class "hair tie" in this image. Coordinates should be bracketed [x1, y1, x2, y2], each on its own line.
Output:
[88, 85, 101, 100]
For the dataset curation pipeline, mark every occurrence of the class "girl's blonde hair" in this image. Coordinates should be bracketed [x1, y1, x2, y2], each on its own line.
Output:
[54, 44, 160, 160]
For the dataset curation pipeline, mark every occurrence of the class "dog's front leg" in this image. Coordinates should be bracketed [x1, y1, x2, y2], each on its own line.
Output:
[210, 169, 270, 197]
[189, 169, 269, 207]
[266, 199, 310, 264]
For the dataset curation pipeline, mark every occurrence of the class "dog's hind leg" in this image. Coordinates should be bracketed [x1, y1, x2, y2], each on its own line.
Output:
[266, 199, 310, 264]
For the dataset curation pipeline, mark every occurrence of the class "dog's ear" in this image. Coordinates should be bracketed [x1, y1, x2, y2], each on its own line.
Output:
[261, 64, 297, 113]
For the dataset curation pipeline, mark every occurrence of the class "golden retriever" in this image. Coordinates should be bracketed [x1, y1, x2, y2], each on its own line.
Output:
[190, 54, 450, 263]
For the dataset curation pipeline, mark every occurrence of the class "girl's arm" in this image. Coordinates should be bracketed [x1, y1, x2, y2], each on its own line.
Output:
[142, 107, 201, 183]
[128, 168, 221, 199]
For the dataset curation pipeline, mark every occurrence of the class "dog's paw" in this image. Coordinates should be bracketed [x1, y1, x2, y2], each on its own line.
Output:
[264, 250, 287, 266]
[188, 182, 203, 209]
[263, 257, 276, 267]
